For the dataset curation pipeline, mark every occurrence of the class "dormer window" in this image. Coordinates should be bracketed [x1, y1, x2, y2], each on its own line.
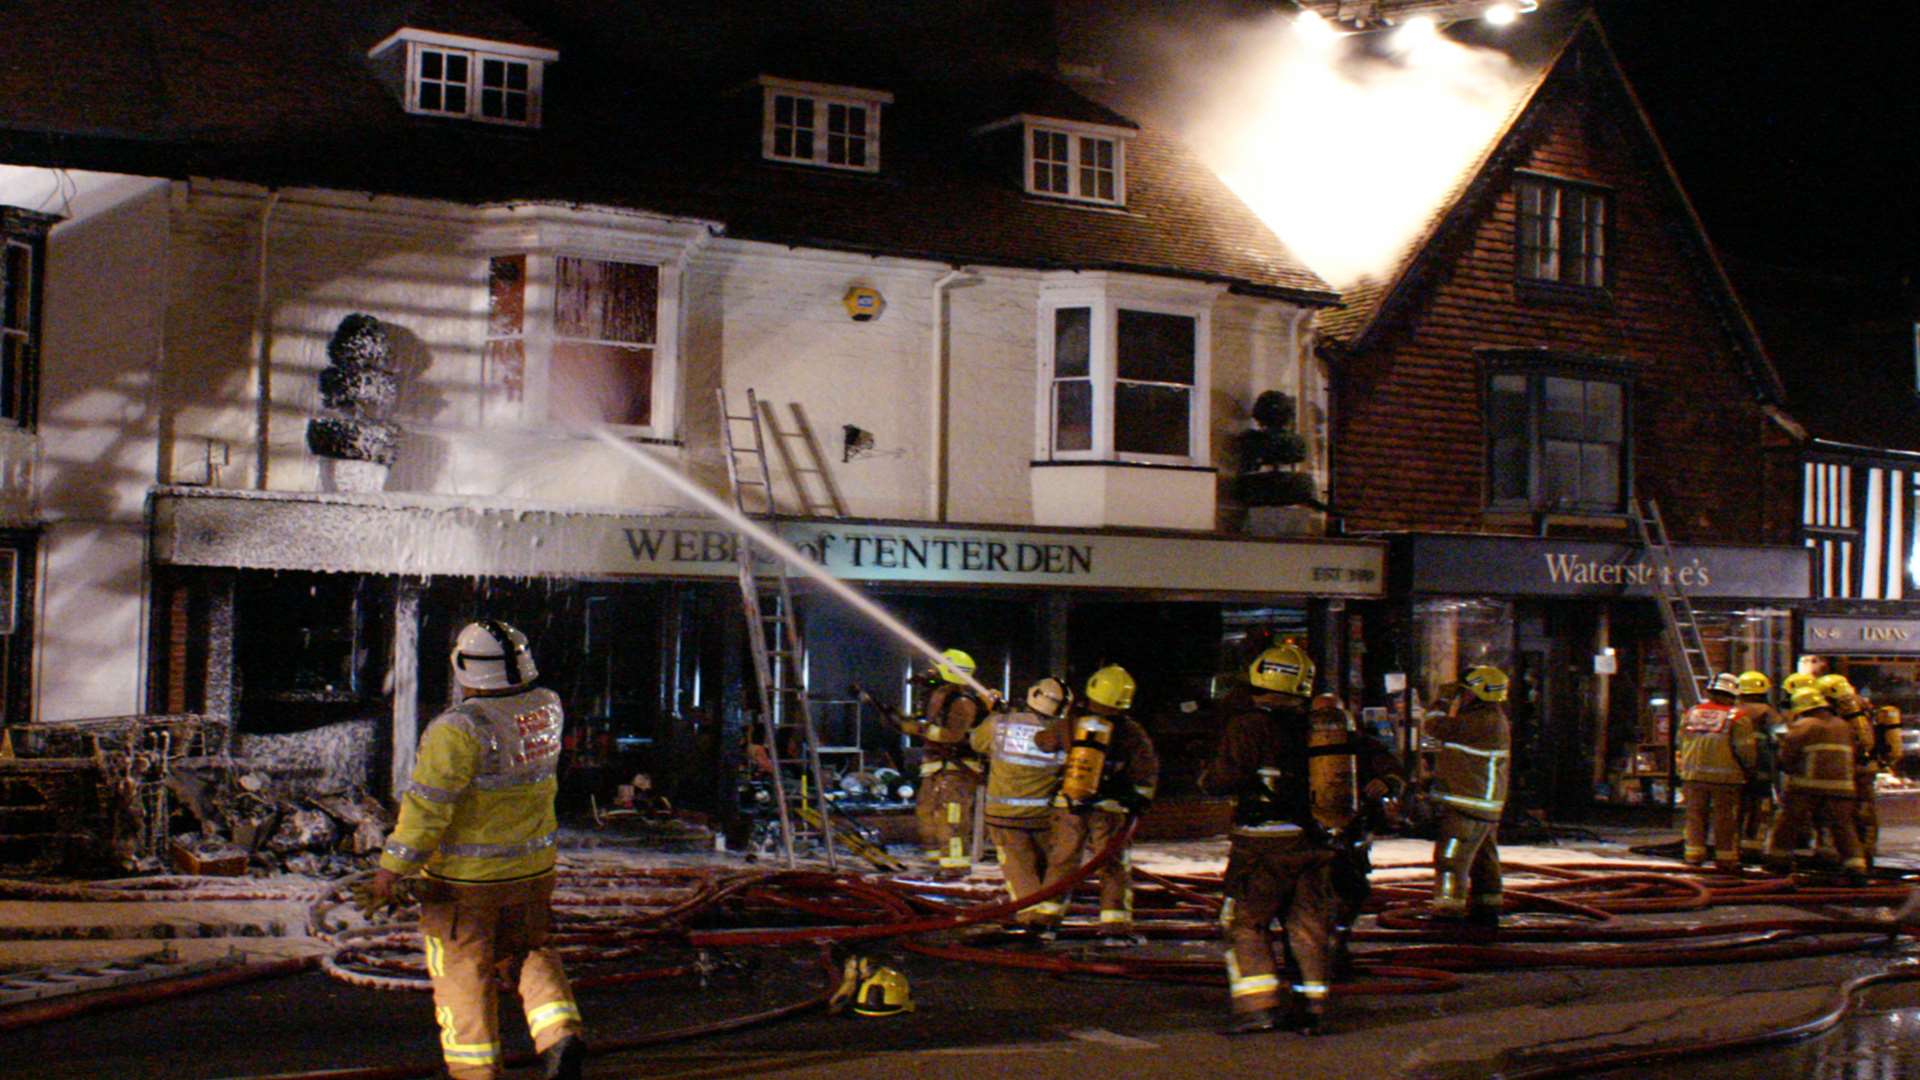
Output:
[369, 29, 557, 128]
[758, 77, 890, 172]
[976, 114, 1134, 207]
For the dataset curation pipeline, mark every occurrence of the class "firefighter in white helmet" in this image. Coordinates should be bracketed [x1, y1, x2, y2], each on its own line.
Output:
[895, 648, 995, 878]
[1678, 673, 1758, 871]
[1042, 664, 1159, 946]
[969, 677, 1073, 933]
[365, 620, 585, 1080]
[1200, 642, 1356, 1035]
[1426, 666, 1512, 928]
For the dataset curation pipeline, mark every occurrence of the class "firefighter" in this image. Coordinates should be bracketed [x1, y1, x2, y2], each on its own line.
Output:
[1764, 687, 1867, 881]
[1735, 671, 1782, 863]
[1198, 643, 1345, 1035]
[365, 621, 585, 1080]
[969, 677, 1072, 932]
[1426, 666, 1512, 927]
[1677, 673, 1758, 871]
[1313, 692, 1406, 973]
[896, 648, 995, 879]
[1826, 678, 1895, 868]
[1044, 664, 1159, 946]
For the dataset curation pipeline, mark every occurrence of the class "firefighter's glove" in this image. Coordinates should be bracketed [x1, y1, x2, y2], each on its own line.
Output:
[350, 869, 411, 919]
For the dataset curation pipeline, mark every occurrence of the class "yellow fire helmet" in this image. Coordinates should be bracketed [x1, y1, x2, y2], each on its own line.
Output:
[1249, 644, 1315, 699]
[1737, 671, 1772, 696]
[853, 965, 915, 1017]
[1787, 687, 1830, 717]
[937, 648, 977, 686]
[1781, 672, 1815, 695]
[1814, 674, 1855, 699]
[1085, 665, 1137, 711]
[1708, 672, 1742, 696]
[1463, 665, 1510, 703]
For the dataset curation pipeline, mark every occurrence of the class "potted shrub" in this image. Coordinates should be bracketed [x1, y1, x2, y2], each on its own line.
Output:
[306, 314, 399, 492]
[1234, 390, 1320, 535]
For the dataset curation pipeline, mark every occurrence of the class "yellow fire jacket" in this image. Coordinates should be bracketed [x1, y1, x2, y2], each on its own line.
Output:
[1425, 699, 1510, 821]
[379, 687, 565, 883]
[970, 711, 1067, 828]
[1677, 699, 1756, 785]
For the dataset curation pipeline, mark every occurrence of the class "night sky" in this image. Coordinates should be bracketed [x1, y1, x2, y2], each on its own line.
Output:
[1593, 0, 1920, 276]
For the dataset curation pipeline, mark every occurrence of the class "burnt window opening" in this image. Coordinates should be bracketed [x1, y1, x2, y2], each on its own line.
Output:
[1516, 175, 1610, 291]
[236, 573, 393, 734]
[485, 254, 663, 431]
[1486, 364, 1629, 515]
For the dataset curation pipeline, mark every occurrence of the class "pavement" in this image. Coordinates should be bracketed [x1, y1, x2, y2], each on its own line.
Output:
[1, 826, 1917, 1079]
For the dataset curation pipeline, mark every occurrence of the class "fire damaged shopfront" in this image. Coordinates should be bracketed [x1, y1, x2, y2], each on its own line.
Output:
[1349, 534, 1811, 822]
[146, 488, 1386, 836]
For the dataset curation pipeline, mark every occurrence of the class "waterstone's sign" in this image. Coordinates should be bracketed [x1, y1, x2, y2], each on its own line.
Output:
[1803, 616, 1920, 655]
[152, 491, 1386, 597]
[1408, 535, 1811, 599]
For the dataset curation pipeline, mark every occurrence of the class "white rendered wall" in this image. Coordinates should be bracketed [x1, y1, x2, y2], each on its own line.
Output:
[0, 168, 172, 720]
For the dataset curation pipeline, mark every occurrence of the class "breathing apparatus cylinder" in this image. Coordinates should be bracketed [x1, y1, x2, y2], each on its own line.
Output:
[1059, 714, 1114, 804]
[1308, 702, 1361, 834]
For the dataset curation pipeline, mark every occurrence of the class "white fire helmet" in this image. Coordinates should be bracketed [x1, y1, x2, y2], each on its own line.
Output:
[451, 620, 539, 691]
[1026, 677, 1072, 718]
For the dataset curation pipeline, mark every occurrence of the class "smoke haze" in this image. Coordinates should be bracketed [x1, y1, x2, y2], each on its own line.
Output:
[1082, 6, 1531, 288]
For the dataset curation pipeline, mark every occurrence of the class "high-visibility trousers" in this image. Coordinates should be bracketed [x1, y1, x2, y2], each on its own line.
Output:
[916, 766, 980, 873]
[1045, 807, 1134, 930]
[1220, 839, 1336, 1015]
[1737, 782, 1773, 857]
[988, 823, 1056, 925]
[1766, 790, 1865, 872]
[1432, 812, 1502, 918]
[418, 873, 582, 1080]
[1681, 780, 1743, 868]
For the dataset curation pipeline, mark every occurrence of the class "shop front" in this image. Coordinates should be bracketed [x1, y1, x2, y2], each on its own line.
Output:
[1800, 611, 1920, 775]
[1355, 535, 1810, 821]
[148, 488, 1385, 817]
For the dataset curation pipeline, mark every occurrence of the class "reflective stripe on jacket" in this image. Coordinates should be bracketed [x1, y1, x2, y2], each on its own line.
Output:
[971, 711, 1066, 825]
[380, 687, 564, 882]
[1779, 709, 1861, 797]
[1677, 700, 1756, 785]
[1426, 699, 1510, 821]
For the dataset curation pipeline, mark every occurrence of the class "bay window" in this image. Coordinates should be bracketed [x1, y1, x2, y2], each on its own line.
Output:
[1040, 291, 1209, 465]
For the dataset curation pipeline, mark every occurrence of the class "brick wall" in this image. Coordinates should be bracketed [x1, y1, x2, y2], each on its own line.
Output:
[1331, 53, 1785, 546]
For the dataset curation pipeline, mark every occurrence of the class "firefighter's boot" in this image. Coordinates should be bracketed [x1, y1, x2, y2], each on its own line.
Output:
[1288, 991, 1327, 1037]
[1224, 1007, 1279, 1036]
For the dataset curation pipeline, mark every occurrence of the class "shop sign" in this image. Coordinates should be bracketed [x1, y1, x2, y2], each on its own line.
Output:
[153, 491, 1387, 597]
[1803, 616, 1920, 654]
[1408, 535, 1810, 599]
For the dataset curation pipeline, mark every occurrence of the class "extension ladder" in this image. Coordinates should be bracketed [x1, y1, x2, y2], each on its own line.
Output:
[0, 948, 240, 1007]
[716, 387, 837, 868]
[1634, 496, 1711, 707]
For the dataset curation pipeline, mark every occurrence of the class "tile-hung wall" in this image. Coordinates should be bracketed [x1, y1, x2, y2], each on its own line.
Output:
[1804, 459, 1920, 600]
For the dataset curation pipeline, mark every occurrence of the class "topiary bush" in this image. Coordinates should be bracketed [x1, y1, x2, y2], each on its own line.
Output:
[306, 313, 399, 466]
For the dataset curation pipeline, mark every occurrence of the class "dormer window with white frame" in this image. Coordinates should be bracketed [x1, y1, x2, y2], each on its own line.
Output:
[759, 77, 891, 173]
[370, 29, 557, 128]
[1026, 120, 1129, 206]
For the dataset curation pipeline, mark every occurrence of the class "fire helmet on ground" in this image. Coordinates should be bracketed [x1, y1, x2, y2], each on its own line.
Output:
[853, 965, 914, 1017]
[1026, 677, 1072, 718]
[1249, 644, 1314, 698]
[451, 620, 538, 691]
[1787, 687, 1830, 717]
[937, 648, 977, 686]
[1463, 665, 1509, 703]
[1085, 665, 1136, 710]
[1709, 672, 1742, 696]
[1737, 671, 1772, 696]
[1781, 672, 1815, 695]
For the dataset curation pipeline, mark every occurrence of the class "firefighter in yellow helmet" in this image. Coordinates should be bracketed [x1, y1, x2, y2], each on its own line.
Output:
[1763, 687, 1866, 881]
[1822, 676, 1895, 868]
[969, 677, 1072, 933]
[1734, 671, 1782, 863]
[1780, 671, 1816, 696]
[896, 648, 995, 878]
[1425, 665, 1512, 928]
[1678, 673, 1758, 870]
[1042, 664, 1159, 946]
[1198, 642, 1347, 1035]
[367, 620, 585, 1080]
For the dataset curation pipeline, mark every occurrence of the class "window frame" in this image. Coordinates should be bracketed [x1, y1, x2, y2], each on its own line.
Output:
[1022, 121, 1128, 206]
[1482, 353, 1634, 516]
[1035, 282, 1212, 467]
[0, 208, 54, 432]
[403, 39, 544, 127]
[481, 250, 680, 439]
[758, 77, 890, 174]
[1514, 171, 1612, 294]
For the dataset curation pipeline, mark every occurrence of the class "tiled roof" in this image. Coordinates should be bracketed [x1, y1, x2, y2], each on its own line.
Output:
[0, 0, 1334, 303]
[368, 0, 559, 52]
